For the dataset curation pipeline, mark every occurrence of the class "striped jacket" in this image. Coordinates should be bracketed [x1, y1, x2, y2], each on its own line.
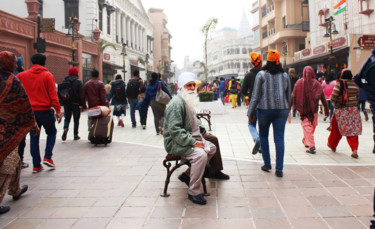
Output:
[247, 70, 291, 117]
[331, 80, 359, 108]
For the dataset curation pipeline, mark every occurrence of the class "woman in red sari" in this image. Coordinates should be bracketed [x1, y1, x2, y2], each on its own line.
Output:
[327, 69, 361, 158]
[292, 66, 329, 154]
[0, 51, 39, 214]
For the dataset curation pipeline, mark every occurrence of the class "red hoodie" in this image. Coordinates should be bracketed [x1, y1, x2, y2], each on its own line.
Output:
[17, 65, 61, 114]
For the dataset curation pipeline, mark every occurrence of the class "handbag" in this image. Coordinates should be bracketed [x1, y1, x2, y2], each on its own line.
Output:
[155, 82, 171, 104]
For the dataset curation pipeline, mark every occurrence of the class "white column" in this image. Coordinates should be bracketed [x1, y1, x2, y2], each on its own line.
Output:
[126, 17, 130, 45]
[121, 14, 125, 43]
[143, 29, 146, 53]
[116, 10, 121, 42]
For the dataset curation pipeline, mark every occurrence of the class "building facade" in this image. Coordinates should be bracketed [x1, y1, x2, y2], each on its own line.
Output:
[206, 13, 254, 80]
[1, 0, 154, 82]
[251, 0, 309, 66]
[148, 8, 173, 79]
[291, 0, 375, 75]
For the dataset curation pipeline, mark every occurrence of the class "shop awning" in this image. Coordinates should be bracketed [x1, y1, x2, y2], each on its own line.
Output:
[288, 46, 349, 68]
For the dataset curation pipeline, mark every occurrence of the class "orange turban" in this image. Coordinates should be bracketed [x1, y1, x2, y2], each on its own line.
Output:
[249, 52, 262, 66]
[267, 49, 280, 65]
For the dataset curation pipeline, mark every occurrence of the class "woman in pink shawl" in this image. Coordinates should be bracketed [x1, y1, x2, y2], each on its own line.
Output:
[291, 66, 329, 154]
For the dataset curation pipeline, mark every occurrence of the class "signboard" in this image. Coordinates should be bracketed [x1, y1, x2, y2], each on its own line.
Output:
[356, 35, 375, 49]
[130, 59, 138, 66]
[294, 52, 301, 61]
[40, 18, 55, 33]
[302, 49, 311, 57]
[327, 37, 347, 50]
[103, 53, 110, 61]
[313, 45, 326, 55]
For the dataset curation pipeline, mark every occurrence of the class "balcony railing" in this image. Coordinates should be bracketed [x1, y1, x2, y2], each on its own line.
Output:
[284, 23, 310, 32]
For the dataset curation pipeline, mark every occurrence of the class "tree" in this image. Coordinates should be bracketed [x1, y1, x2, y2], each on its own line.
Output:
[201, 17, 218, 83]
[194, 60, 215, 81]
[97, 39, 117, 52]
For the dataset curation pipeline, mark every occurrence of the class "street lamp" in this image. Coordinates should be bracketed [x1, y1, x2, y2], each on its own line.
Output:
[121, 42, 127, 80]
[66, 16, 80, 65]
[145, 53, 149, 78]
[323, 16, 339, 59]
[323, 16, 338, 73]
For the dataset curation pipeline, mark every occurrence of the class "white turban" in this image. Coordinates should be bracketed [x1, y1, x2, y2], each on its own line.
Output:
[178, 72, 196, 89]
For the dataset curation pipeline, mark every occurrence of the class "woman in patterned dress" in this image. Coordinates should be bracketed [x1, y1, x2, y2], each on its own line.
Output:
[327, 69, 361, 158]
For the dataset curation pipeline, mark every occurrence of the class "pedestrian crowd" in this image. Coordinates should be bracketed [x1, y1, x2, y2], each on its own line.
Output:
[1, 47, 375, 210]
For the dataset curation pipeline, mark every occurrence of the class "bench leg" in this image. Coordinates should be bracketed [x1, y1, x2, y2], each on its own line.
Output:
[161, 160, 185, 197]
[201, 177, 210, 196]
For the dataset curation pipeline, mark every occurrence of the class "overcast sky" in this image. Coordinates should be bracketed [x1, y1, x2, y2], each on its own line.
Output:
[142, 0, 253, 69]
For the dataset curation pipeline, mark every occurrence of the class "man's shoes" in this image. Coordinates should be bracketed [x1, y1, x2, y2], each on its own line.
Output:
[261, 165, 271, 172]
[61, 128, 68, 141]
[0, 206, 10, 214]
[13, 185, 28, 200]
[43, 158, 55, 168]
[178, 173, 190, 187]
[188, 194, 207, 205]
[142, 125, 146, 129]
[132, 125, 136, 128]
[210, 171, 230, 180]
[74, 135, 80, 140]
[32, 165, 43, 173]
[275, 171, 283, 177]
[252, 141, 260, 155]
[21, 162, 29, 169]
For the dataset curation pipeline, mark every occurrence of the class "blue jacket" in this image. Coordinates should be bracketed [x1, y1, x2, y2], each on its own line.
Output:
[353, 49, 375, 105]
[219, 80, 225, 92]
[136, 80, 172, 114]
[107, 80, 127, 105]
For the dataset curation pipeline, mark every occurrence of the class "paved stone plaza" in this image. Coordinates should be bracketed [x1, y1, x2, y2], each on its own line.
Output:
[1, 105, 375, 228]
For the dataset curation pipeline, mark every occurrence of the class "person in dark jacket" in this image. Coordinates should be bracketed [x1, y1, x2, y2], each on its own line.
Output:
[353, 49, 375, 153]
[81, 69, 107, 131]
[358, 88, 369, 121]
[61, 67, 83, 141]
[288, 68, 299, 117]
[137, 72, 172, 135]
[242, 52, 263, 155]
[107, 74, 127, 127]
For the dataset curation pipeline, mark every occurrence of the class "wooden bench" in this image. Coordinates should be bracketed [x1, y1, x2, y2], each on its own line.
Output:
[196, 109, 212, 131]
[160, 154, 209, 197]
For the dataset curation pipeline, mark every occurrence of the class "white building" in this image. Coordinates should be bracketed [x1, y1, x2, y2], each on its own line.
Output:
[1, 0, 154, 82]
[207, 12, 254, 80]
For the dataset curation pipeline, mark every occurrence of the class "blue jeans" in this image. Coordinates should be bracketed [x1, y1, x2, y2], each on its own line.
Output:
[128, 98, 140, 126]
[257, 109, 289, 172]
[30, 110, 57, 168]
[219, 91, 225, 105]
[248, 112, 259, 142]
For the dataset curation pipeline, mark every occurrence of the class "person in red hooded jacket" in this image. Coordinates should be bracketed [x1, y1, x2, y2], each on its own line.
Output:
[17, 53, 62, 173]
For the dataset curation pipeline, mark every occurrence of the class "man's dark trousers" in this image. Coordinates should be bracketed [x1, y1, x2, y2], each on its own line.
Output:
[63, 103, 80, 135]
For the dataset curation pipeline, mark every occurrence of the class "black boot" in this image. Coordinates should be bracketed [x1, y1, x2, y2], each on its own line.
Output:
[62, 128, 68, 141]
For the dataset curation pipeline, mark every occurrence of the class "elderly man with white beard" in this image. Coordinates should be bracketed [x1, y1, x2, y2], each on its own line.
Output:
[163, 72, 217, 205]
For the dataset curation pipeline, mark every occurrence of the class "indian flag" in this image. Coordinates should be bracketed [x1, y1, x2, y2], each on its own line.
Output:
[334, 0, 346, 15]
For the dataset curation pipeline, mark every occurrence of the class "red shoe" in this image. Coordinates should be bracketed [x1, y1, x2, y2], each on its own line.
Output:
[43, 158, 55, 168]
[119, 120, 124, 127]
[32, 165, 44, 173]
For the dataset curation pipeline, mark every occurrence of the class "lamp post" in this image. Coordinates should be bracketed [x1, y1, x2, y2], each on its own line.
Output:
[145, 53, 149, 79]
[121, 42, 127, 80]
[323, 16, 339, 72]
[66, 16, 80, 65]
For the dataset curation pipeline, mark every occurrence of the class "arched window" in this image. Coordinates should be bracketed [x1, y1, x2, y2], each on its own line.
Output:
[64, 0, 79, 28]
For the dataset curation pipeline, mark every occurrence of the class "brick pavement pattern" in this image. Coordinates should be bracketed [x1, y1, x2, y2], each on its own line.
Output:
[1, 105, 374, 228]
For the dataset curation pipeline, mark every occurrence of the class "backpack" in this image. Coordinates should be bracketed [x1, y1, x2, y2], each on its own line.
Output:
[112, 82, 127, 102]
[58, 81, 74, 104]
[363, 58, 375, 88]
[126, 79, 140, 98]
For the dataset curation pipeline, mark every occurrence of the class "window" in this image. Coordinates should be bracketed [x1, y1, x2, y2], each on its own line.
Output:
[299, 44, 305, 51]
[282, 16, 286, 28]
[242, 48, 247, 54]
[99, 3, 103, 31]
[107, 9, 111, 34]
[64, 0, 79, 28]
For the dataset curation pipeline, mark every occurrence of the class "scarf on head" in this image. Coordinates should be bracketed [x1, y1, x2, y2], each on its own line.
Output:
[293, 66, 323, 124]
[0, 51, 35, 163]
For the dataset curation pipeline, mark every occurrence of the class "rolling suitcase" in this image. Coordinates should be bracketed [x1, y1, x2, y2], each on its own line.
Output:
[89, 116, 114, 146]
